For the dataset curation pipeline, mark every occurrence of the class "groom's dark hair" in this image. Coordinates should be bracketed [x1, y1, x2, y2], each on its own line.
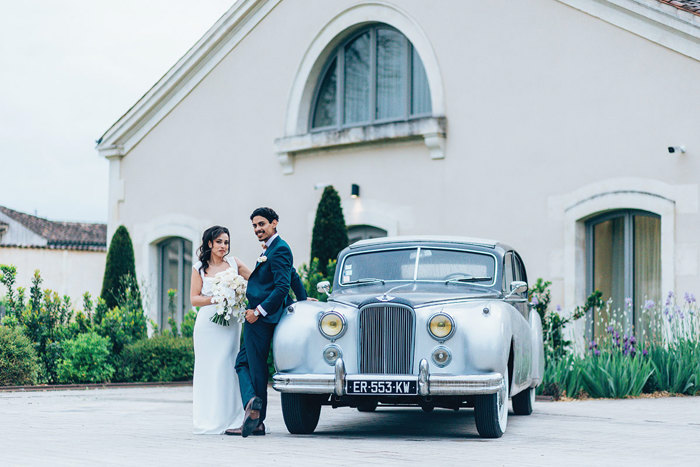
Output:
[250, 207, 279, 223]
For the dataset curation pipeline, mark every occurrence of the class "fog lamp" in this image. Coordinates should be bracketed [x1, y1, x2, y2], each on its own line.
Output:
[323, 345, 342, 365]
[431, 346, 452, 367]
[319, 311, 346, 340]
[428, 313, 455, 341]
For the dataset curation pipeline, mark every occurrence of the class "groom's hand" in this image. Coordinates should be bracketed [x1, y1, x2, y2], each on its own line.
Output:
[245, 309, 259, 323]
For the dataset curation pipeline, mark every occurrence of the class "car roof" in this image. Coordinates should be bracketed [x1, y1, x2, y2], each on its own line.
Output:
[348, 235, 502, 250]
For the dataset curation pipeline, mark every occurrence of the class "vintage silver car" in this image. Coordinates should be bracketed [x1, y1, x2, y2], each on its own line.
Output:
[272, 236, 544, 438]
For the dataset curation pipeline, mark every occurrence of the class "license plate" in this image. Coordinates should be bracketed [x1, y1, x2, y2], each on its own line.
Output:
[346, 379, 417, 395]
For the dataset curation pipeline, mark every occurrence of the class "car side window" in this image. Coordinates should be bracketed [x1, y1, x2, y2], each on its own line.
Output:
[503, 253, 514, 293]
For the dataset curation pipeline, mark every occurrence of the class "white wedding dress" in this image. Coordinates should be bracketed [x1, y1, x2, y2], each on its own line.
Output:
[192, 257, 244, 434]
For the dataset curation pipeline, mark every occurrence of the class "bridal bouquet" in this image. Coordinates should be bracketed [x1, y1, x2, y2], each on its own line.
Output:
[209, 269, 247, 326]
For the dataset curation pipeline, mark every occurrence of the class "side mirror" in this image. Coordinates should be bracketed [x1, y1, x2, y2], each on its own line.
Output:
[505, 281, 527, 299]
[317, 280, 331, 296]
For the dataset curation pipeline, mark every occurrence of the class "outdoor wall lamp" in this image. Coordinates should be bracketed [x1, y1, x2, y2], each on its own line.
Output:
[667, 145, 686, 155]
[351, 184, 360, 198]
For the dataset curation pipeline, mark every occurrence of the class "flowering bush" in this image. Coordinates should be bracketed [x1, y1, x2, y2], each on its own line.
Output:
[540, 289, 700, 398]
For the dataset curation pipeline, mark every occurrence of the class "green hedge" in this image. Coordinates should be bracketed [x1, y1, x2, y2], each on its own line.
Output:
[118, 336, 193, 382]
[0, 326, 40, 386]
[57, 332, 115, 384]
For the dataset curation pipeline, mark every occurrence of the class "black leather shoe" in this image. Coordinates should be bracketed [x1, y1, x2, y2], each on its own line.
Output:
[241, 397, 263, 438]
[224, 426, 242, 436]
[252, 422, 265, 436]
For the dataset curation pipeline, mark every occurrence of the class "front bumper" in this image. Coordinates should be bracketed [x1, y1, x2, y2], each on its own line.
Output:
[272, 358, 504, 396]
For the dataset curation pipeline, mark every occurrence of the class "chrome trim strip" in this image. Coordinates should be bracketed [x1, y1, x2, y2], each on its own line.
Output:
[272, 371, 504, 396]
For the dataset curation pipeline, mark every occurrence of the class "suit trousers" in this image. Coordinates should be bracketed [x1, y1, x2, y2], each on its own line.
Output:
[235, 319, 276, 424]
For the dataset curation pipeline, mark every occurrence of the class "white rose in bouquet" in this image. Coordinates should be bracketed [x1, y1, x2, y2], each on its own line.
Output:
[209, 269, 247, 326]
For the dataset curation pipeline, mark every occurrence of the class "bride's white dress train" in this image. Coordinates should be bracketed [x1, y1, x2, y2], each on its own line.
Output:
[192, 258, 244, 434]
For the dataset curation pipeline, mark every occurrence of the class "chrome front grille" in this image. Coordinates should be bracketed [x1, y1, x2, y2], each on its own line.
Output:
[359, 304, 415, 374]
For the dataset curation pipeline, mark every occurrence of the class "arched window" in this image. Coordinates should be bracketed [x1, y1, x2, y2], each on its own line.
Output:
[159, 237, 193, 328]
[586, 210, 660, 341]
[348, 224, 388, 244]
[311, 24, 432, 131]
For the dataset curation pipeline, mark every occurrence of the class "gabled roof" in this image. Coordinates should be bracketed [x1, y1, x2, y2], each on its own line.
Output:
[96, 0, 699, 160]
[96, 0, 280, 159]
[0, 206, 106, 251]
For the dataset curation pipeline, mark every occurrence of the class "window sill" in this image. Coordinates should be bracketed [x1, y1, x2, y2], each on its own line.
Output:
[273, 116, 446, 174]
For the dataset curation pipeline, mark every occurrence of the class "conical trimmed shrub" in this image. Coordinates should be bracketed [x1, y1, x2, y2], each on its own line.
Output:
[101, 225, 138, 309]
[310, 186, 348, 274]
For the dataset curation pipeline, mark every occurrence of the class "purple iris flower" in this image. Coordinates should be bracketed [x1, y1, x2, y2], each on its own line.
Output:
[644, 300, 655, 310]
[666, 291, 674, 306]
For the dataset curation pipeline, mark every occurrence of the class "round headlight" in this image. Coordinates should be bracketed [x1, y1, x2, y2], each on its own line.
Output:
[432, 346, 452, 367]
[319, 312, 346, 340]
[428, 313, 455, 341]
[323, 345, 342, 365]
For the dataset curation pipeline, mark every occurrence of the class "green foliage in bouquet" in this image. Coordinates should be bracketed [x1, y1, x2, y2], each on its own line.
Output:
[0, 326, 40, 386]
[57, 332, 114, 384]
[310, 185, 348, 275]
[118, 335, 193, 382]
[101, 225, 139, 309]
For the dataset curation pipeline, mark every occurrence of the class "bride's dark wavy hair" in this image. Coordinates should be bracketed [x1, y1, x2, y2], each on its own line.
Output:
[197, 225, 230, 274]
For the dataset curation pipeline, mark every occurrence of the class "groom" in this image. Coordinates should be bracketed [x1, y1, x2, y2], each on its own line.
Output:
[229, 207, 304, 437]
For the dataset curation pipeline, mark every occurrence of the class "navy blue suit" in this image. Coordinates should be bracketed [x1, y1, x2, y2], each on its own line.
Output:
[235, 236, 305, 423]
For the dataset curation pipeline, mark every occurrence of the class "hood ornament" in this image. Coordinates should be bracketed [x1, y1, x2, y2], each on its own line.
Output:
[376, 294, 395, 302]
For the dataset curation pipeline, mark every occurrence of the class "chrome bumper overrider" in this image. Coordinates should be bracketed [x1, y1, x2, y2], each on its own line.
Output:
[272, 358, 504, 396]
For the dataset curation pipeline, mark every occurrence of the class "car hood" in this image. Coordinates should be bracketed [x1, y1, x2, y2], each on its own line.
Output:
[329, 282, 501, 308]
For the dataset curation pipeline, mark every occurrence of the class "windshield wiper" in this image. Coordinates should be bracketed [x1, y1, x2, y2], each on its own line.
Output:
[445, 277, 492, 285]
[343, 277, 386, 286]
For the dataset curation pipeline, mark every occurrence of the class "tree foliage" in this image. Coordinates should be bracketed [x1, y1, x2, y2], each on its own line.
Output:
[310, 186, 348, 274]
[101, 225, 139, 309]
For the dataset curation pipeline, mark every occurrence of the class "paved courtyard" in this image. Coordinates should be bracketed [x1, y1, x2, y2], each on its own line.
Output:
[1, 386, 698, 466]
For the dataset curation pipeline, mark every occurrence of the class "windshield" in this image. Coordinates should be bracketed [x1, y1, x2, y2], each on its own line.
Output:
[339, 248, 496, 286]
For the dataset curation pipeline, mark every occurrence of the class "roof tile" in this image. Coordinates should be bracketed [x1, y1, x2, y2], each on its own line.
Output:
[0, 206, 106, 250]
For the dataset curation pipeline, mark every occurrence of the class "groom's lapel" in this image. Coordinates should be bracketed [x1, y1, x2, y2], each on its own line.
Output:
[252, 236, 280, 273]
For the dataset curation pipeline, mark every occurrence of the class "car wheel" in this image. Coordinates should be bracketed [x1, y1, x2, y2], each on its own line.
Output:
[512, 386, 535, 415]
[280, 393, 322, 434]
[474, 367, 508, 438]
[357, 400, 378, 412]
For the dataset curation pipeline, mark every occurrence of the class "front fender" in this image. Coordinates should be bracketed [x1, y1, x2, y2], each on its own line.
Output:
[273, 301, 358, 374]
[415, 301, 513, 378]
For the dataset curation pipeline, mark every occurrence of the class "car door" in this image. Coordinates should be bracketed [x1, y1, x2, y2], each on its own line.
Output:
[503, 251, 530, 391]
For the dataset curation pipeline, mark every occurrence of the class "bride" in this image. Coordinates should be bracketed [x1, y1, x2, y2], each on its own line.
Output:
[190, 225, 251, 434]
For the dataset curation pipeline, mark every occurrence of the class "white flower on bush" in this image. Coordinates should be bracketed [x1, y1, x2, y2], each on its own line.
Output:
[209, 269, 247, 326]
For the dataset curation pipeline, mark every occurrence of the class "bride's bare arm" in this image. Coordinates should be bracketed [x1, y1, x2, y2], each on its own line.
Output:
[190, 268, 213, 307]
[234, 257, 252, 280]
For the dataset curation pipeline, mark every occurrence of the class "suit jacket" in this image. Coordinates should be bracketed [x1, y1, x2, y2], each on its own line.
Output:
[247, 235, 303, 324]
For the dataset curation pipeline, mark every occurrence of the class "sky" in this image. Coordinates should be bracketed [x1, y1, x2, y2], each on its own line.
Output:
[0, 0, 234, 223]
